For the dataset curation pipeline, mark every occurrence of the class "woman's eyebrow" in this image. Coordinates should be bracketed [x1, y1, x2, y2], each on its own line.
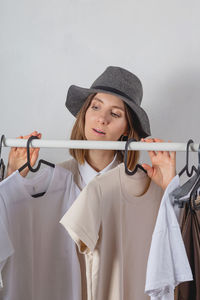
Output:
[93, 97, 103, 103]
[93, 97, 125, 111]
[112, 105, 125, 111]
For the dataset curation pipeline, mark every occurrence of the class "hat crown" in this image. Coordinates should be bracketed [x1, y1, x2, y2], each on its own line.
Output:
[91, 66, 143, 106]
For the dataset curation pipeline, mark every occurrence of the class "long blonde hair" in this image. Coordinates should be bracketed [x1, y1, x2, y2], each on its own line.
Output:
[69, 94, 140, 170]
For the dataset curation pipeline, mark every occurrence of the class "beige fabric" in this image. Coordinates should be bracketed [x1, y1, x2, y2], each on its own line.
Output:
[59, 157, 119, 300]
[58, 159, 87, 300]
[60, 163, 163, 300]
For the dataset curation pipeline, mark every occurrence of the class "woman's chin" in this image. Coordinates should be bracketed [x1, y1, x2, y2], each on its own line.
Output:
[85, 135, 107, 141]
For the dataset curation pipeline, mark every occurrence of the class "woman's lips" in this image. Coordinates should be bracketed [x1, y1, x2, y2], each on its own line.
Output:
[92, 128, 106, 135]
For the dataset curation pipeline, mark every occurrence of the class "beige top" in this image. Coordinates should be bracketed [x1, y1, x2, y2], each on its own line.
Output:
[60, 163, 163, 300]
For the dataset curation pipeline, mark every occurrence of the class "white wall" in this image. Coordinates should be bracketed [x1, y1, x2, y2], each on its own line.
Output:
[1, 0, 200, 170]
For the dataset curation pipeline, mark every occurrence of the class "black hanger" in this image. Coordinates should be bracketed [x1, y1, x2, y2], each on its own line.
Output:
[173, 140, 200, 208]
[188, 177, 200, 210]
[18, 136, 55, 198]
[188, 143, 200, 210]
[124, 138, 147, 176]
[0, 135, 6, 181]
[179, 139, 197, 177]
[18, 135, 55, 173]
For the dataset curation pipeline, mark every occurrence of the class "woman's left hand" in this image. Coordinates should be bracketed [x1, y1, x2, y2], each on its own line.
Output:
[141, 138, 176, 191]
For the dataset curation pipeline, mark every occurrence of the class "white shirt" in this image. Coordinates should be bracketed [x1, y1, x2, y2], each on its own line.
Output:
[0, 165, 80, 300]
[78, 154, 118, 189]
[145, 175, 193, 300]
[0, 218, 14, 289]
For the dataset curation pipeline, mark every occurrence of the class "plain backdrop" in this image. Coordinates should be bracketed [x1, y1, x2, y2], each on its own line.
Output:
[1, 0, 200, 172]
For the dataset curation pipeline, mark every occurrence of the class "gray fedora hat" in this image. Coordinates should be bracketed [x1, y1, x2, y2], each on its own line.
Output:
[65, 66, 151, 138]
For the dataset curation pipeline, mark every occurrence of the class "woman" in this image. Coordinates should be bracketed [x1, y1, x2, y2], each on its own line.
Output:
[7, 66, 175, 190]
[6, 66, 176, 299]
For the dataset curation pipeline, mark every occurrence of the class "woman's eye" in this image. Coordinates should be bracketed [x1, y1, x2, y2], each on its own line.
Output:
[111, 112, 120, 118]
[91, 105, 99, 110]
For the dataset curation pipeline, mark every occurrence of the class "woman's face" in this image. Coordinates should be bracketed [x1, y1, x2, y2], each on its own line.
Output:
[84, 93, 128, 141]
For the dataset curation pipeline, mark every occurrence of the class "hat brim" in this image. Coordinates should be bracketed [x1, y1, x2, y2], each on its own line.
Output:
[66, 85, 151, 138]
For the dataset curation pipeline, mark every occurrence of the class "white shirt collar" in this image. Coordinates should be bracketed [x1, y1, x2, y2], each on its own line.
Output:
[78, 154, 119, 188]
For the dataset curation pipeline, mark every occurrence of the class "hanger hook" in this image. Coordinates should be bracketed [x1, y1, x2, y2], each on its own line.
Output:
[124, 138, 137, 175]
[26, 136, 40, 172]
[0, 135, 5, 159]
[186, 139, 197, 177]
[198, 143, 200, 172]
[0, 135, 6, 181]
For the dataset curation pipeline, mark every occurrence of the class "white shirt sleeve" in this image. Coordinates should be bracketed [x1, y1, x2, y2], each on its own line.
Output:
[0, 217, 14, 289]
[145, 175, 193, 300]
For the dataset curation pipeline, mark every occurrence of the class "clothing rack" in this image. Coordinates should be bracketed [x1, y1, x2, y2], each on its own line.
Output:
[2, 138, 200, 152]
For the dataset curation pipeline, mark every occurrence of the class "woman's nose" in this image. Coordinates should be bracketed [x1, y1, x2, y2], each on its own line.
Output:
[97, 113, 109, 125]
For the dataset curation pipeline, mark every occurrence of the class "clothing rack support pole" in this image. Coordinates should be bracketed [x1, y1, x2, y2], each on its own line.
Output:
[2, 138, 199, 152]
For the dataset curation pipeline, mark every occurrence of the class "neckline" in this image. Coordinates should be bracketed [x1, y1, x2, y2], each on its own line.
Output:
[78, 153, 118, 186]
[118, 163, 153, 204]
[15, 166, 56, 200]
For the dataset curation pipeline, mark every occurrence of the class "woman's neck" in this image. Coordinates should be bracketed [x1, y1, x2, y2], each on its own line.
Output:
[86, 150, 115, 172]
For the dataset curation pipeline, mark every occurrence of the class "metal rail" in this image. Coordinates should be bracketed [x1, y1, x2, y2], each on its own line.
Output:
[2, 138, 199, 152]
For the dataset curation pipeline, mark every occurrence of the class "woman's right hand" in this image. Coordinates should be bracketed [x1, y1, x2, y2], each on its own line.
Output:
[6, 131, 42, 178]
